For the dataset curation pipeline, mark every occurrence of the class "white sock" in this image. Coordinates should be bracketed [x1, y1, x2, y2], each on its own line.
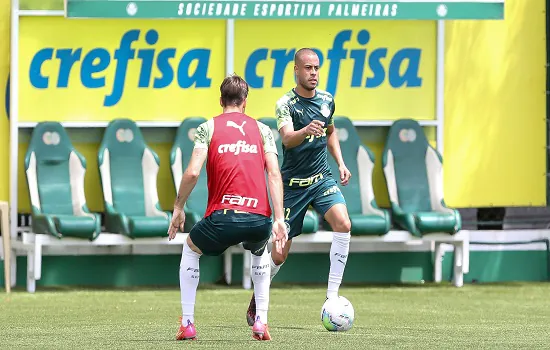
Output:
[180, 239, 201, 325]
[251, 249, 271, 324]
[270, 253, 283, 282]
[327, 231, 351, 299]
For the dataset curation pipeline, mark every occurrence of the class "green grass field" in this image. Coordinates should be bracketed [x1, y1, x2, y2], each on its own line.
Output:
[1, 283, 549, 349]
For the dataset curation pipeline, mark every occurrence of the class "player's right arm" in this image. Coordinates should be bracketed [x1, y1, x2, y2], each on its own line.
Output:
[265, 152, 287, 253]
[265, 151, 284, 223]
[276, 101, 326, 149]
[259, 122, 287, 253]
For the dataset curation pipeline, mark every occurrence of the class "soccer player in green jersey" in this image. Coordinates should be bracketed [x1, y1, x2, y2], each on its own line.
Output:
[247, 48, 352, 325]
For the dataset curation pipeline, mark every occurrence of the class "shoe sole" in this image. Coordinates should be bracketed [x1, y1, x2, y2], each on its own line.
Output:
[176, 330, 197, 341]
[176, 336, 197, 341]
[253, 332, 270, 341]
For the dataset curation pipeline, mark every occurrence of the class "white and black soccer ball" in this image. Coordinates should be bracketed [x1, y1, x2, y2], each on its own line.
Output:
[320, 296, 355, 332]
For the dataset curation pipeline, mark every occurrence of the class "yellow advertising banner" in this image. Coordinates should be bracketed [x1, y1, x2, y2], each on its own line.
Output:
[0, 2, 9, 202]
[18, 17, 226, 123]
[444, 0, 547, 208]
[234, 20, 436, 121]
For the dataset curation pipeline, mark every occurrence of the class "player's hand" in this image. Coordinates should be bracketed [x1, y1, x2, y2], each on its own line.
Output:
[168, 207, 185, 241]
[339, 165, 352, 186]
[272, 219, 288, 255]
[304, 120, 325, 137]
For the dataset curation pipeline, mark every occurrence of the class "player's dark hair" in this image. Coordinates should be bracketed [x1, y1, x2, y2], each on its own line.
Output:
[220, 74, 249, 107]
[294, 48, 318, 65]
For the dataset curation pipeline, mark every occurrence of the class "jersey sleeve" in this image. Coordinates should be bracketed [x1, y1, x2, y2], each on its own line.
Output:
[257, 122, 278, 155]
[328, 100, 336, 126]
[275, 99, 292, 130]
[193, 121, 210, 149]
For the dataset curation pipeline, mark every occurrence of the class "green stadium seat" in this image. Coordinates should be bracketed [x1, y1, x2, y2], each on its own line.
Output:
[98, 119, 171, 238]
[24, 122, 101, 240]
[382, 119, 461, 237]
[258, 117, 319, 234]
[170, 117, 208, 232]
[327, 117, 391, 236]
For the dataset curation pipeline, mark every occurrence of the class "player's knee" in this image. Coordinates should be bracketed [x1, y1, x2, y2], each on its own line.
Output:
[333, 218, 351, 233]
[271, 248, 288, 266]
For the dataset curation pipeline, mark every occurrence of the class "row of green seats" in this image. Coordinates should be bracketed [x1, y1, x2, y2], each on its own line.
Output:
[24, 117, 460, 241]
[25, 119, 172, 240]
[257, 117, 460, 237]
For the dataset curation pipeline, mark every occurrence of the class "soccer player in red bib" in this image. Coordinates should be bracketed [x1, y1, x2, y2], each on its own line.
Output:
[168, 75, 287, 341]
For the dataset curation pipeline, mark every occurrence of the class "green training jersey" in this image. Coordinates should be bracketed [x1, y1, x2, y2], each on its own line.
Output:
[275, 88, 335, 188]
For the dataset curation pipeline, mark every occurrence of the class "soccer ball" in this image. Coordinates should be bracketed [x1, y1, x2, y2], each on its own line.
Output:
[320, 296, 355, 332]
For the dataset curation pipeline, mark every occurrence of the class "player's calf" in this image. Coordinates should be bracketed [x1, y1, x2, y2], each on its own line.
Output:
[250, 249, 270, 324]
[247, 240, 292, 326]
[327, 231, 351, 299]
[324, 204, 352, 300]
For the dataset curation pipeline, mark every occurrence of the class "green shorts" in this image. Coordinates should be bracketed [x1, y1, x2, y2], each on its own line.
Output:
[284, 177, 346, 239]
[189, 209, 272, 256]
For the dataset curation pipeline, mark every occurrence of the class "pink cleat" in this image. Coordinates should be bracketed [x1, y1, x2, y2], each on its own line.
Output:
[252, 317, 271, 341]
[176, 317, 197, 341]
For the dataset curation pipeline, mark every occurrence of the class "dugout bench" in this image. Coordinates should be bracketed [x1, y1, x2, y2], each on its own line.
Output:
[227, 230, 469, 289]
[5, 117, 468, 292]
[7, 228, 469, 293]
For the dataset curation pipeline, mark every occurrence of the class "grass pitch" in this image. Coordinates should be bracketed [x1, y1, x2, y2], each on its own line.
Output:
[1, 283, 549, 349]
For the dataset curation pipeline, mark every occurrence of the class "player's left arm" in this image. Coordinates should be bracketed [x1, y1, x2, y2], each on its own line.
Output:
[175, 148, 208, 210]
[168, 148, 208, 240]
[326, 102, 351, 186]
[168, 123, 209, 240]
